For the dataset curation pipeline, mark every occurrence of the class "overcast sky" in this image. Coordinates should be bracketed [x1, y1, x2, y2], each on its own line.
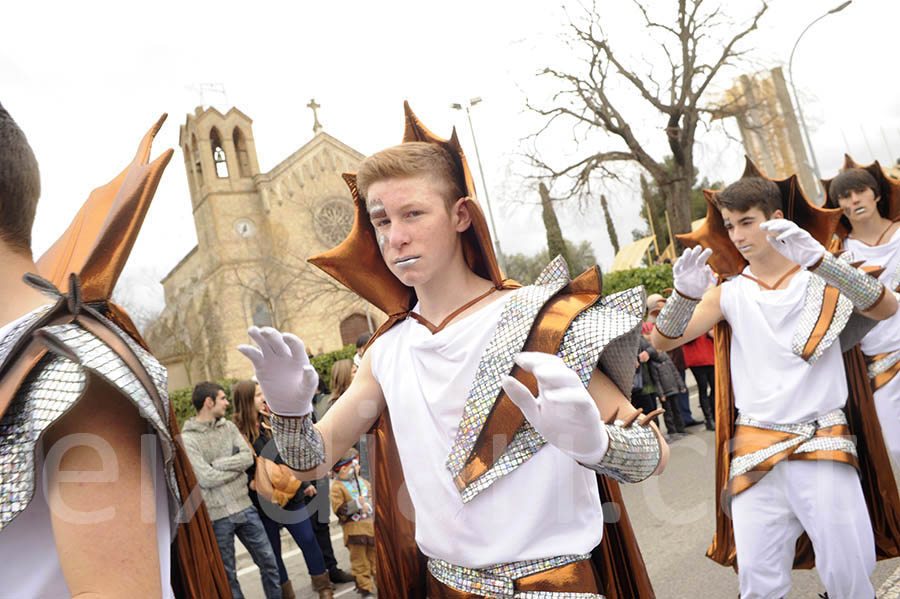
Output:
[4, 0, 899, 314]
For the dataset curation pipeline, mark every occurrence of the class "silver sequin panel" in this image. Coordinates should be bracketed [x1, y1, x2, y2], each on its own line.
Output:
[868, 349, 900, 380]
[270, 413, 326, 471]
[558, 287, 644, 396]
[0, 318, 179, 532]
[451, 260, 646, 503]
[446, 257, 571, 497]
[0, 354, 86, 530]
[583, 419, 660, 484]
[791, 274, 852, 364]
[0, 304, 53, 371]
[427, 554, 603, 599]
[729, 410, 855, 480]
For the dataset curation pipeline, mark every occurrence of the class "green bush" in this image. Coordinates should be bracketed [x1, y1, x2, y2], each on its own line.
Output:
[310, 344, 357, 393]
[171, 378, 238, 429]
[603, 264, 673, 298]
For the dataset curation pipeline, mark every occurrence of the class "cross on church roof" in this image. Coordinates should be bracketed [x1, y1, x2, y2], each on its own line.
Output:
[307, 98, 323, 134]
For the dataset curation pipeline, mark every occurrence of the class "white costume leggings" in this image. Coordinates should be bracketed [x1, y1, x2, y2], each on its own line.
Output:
[731, 460, 875, 599]
[874, 374, 900, 465]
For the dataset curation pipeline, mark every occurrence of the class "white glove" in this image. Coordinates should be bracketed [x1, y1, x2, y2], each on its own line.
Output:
[672, 246, 715, 299]
[759, 219, 825, 268]
[501, 352, 609, 463]
[237, 326, 319, 417]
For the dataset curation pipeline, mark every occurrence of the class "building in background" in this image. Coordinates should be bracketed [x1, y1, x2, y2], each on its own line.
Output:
[145, 106, 380, 389]
[712, 67, 818, 201]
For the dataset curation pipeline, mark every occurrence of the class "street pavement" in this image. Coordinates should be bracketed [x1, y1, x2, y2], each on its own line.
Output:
[237, 390, 900, 598]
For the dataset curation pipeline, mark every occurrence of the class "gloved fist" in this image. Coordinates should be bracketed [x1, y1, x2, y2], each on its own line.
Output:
[237, 326, 319, 417]
[672, 246, 715, 299]
[501, 352, 609, 463]
[759, 219, 825, 268]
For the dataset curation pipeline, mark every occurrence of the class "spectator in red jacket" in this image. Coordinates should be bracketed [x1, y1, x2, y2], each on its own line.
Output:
[682, 330, 716, 430]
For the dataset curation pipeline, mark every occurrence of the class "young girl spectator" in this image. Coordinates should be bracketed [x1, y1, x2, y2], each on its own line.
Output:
[232, 380, 334, 599]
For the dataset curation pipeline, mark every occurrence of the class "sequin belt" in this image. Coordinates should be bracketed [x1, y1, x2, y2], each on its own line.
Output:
[726, 409, 858, 499]
[865, 349, 900, 391]
[426, 554, 604, 598]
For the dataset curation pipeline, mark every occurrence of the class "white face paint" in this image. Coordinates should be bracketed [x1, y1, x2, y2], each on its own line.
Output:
[368, 199, 388, 252]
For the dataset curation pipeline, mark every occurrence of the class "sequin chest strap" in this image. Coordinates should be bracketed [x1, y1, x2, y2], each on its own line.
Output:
[426, 554, 604, 598]
[866, 349, 900, 391]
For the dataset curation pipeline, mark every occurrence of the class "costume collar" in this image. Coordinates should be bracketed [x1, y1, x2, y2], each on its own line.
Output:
[307, 102, 507, 319]
[822, 154, 900, 239]
[678, 156, 841, 279]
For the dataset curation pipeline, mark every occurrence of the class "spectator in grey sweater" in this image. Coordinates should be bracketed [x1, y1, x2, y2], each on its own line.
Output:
[182, 381, 281, 599]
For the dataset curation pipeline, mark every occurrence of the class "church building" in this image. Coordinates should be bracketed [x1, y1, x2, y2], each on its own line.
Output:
[145, 104, 380, 389]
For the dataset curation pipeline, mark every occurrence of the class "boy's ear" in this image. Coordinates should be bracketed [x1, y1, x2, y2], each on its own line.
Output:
[454, 197, 473, 233]
[204, 396, 214, 410]
[771, 208, 785, 220]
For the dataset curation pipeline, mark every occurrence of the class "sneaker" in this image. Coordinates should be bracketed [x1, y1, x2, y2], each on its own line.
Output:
[329, 567, 355, 584]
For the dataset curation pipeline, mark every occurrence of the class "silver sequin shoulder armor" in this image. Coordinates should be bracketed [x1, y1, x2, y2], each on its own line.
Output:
[0, 276, 180, 533]
[269, 413, 326, 471]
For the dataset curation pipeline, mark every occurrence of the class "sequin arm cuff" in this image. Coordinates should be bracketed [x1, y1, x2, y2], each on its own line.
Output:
[654, 290, 700, 339]
[812, 252, 885, 311]
[270, 413, 326, 471]
[582, 420, 661, 483]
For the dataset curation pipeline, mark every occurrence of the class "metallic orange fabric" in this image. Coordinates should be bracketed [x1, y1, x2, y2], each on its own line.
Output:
[867, 352, 900, 391]
[725, 423, 857, 498]
[456, 267, 603, 491]
[36, 115, 174, 302]
[678, 157, 841, 280]
[801, 285, 840, 360]
[705, 323, 900, 570]
[24, 116, 231, 598]
[425, 559, 601, 598]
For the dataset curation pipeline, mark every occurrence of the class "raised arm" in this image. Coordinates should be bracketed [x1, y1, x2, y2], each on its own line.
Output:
[761, 219, 898, 320]
[43, 376, 163, 598]
[650, 246, 725, 352]
[238, 326, 385, 481]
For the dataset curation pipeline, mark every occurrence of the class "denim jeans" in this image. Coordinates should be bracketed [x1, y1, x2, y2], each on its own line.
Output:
[258, 501, 327, 583]
[212, 506, 281, 599]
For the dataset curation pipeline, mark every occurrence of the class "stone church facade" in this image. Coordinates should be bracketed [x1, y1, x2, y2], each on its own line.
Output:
[145, 105, 381, 390]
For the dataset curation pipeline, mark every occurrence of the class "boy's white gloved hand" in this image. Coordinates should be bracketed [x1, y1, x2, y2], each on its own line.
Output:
[672, 246, 715, 299]
[237, 326, 319, 417]
[501, 351, 609, 463]
[759, 218, 825, 268]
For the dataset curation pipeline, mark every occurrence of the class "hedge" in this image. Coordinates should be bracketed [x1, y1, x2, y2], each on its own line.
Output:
[310, 344, 357, 393]
[171, 378, 238, 428]
[602, 264, 673, 298]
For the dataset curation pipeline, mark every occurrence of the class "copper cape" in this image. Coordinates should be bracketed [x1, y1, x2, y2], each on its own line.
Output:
[0, 116, 231, 598]
[704, 322, 900, 569]
[367, 270, 654, 599]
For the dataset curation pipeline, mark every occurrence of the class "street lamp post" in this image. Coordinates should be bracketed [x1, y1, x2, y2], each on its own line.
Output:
[450, 98, 506, 271]
[788, 0, 852, 200]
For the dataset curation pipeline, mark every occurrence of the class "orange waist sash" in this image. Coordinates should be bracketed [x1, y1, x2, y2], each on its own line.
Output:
[425, 558, 601, 598]
[726, 410, 858, 500]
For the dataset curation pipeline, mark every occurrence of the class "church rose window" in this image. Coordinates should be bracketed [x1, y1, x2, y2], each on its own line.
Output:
[314, 199, 354, 247]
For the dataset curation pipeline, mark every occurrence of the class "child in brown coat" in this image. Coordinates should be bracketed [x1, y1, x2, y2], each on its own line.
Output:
[329, 449, 375, 597]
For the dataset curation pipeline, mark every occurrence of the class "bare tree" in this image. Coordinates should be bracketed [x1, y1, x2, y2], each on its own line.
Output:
[231, 235, 370, 336]
[527, 0, 768, 251]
